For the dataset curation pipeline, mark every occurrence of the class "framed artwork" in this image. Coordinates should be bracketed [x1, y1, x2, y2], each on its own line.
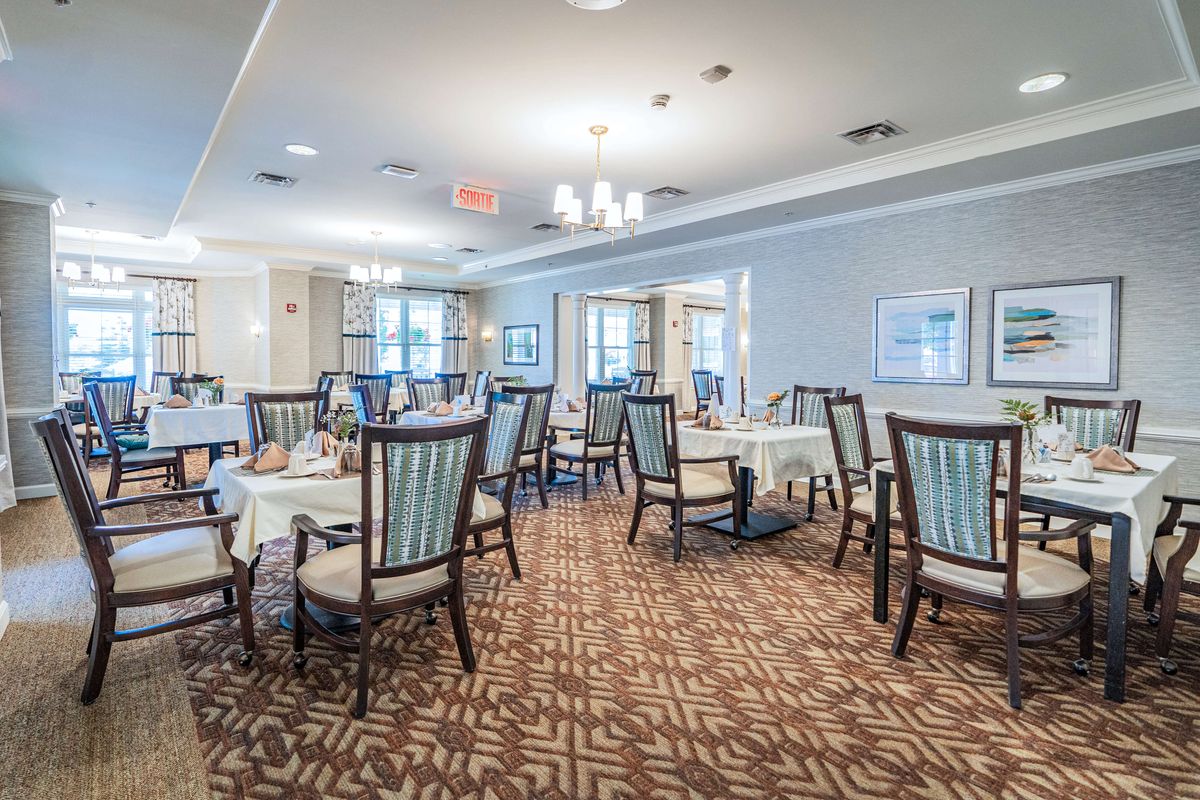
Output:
[872, 288, 970, 384]
[987, 276, 1120, 389]
[503, 324, 539, 366]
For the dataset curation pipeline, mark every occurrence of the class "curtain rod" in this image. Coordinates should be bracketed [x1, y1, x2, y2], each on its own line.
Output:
[586, 295, 650, 304]
[343, 282, 469, 295]
[131, 274, 196, 282]
[683, 303, 724, 311]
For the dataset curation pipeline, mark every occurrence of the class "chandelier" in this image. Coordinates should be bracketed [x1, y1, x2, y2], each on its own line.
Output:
[553, 125, 644, 244]
[62, 230, 125, 287]
[350, 231, 403, 286]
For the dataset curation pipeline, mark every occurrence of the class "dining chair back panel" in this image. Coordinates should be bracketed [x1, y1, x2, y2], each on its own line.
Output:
[150, 371, 181, 398]
[320, 370, 354, 390]
[408, 377, 449, 409]
[316, 375, 334, 394]
[246, 392, 326, 452]
[482, 393, 528, 477]
[624, 397, 674, 480]
[630, 370, 657, 395]
[89, 375, 137, 425]
[828, 399, 868, 471]
[491, 376, 522, 392]
[502, 383, 553, 455]
[349, 384, 376, 425]
[473, 371, 492, 398]
[33, 408, 104, 542]
[59, 371, 99, 395]
[1046, 396, 1141, 452]
[899, 431, 998, 562]
[171, 375, 224, 403]
[354, 373, 392, 418]
[792, 385, 846, 428]
[692, 370, 713, 403]
[436, 372, 468, 397]
[589, 382, 630, 446]
[385, 369, 412, 388]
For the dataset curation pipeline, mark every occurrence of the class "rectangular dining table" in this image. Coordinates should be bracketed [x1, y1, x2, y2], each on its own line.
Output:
[399, 409, 486, 426]
[144, 403, 247, 464]
[329, 387, 407, 411]
[871, 452, 1178, 703]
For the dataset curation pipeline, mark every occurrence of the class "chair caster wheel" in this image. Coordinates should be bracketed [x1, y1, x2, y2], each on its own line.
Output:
[292, 653, 307, 669]
[424, 610, 437, 625]
[1161, 658, 1178, 675]
[804, 513, 814, 522]
[238, 651, 254, 667]
[1147, 612, 1160, 626]
[439, 598, 448, 607]
[1072, 658, 1089, 676]
[730, 540, 739, 550]
[926, 609, 942, 624]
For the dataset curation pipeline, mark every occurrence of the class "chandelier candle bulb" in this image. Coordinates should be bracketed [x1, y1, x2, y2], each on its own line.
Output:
[606, 202, 623, 227]
[624, 192, 643, 222]
[591, 181, 612, 214]
[62, 261, 81, 281]
[553, 185, 574, 215]
[370, 262, 382, 281]
[566, 198, 584, 226]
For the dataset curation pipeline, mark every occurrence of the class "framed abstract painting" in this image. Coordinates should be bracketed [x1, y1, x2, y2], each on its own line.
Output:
[986, 276, 1120, 389]
[503, 324, 539, 366]
[872, 288, 970, 384]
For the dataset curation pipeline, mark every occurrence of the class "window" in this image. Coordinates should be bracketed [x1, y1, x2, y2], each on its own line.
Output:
[377, 295, 443, 375]
[56, 282, 154, 386]
[691, 312, 724, 372]
[586, 303, 633, 381]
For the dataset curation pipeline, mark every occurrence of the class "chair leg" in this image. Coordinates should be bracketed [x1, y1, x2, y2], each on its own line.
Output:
[292, 587, 308, 666]
[891, 581, 920, 658]
[581, 459, 589, 501]
[824, 476, 838, 511]
[628, 497, 644, 544]
[730, 491, 742, 544]
[353, 613, 373, 718]
[448, 582, 476, 673]
[672, 503, 684, 562]
[175, 448, 187, 489]
[1005, 605, 1022, 709]
[222, 587, 234, 606]
[832, 517, 853, 569]
[1144, 558, 1164, 616]
[806, 478, 817, 522]
[502, 518, 520, 579]
[1078, 594, 1094, 663]
[611, 456, 625, 495]
[106, 465, 121, 500]
[1155, 571, 1185, 673]
[520, 472, 528, 496]
[82, 604, 116, 705]
[927, 592, 944, 623]
[534, 467, 549, 509]
[234, 565, 255, 666]
[472, 528, 485, 556]
[786, 481, 792, 502]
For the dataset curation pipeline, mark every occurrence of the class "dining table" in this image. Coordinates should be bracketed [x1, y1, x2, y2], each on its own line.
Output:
[60, 391, 160, 411]
[870, 451, 1178, 703]
[144, 403, 247, 464]
[329, 387, 407, 411]
[399, 409, 486, 426]
[674, 421, 837, 541]
[544, 408, 587, 486]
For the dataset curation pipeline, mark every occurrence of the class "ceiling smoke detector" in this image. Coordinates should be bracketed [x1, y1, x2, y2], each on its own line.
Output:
[377, 164, 420, 179]
[649, 94, 670, 110]
[564, 0, 626, 9]
[645, 186, 689, 200]
[837, 120, 907, 146]
[248, 171, 297, 188]
[699, 65, 732, 84]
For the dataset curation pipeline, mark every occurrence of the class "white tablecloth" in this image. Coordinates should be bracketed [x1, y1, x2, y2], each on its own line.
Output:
[399, 410, 487, 426]
[548, 410, 586, 430]
[61, 392, 159, 410]
[874, 452, 1178, 583]
[330, 388, 407, 409]
[206, 456, 486, 564]
[144, 404, 247, 449]
[675, 422, 836, 496]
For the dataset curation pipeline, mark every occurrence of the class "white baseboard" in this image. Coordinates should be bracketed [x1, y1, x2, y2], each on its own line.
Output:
[16, 483, 56, 500]
[0, 600, 10, 643]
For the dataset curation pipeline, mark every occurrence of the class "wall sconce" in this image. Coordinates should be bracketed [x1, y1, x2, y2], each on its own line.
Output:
[482, 329, 494, 343]
[250, 322, 263, 339]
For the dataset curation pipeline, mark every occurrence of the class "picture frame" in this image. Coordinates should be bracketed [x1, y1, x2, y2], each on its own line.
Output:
[872, 288, 970, 384]
[503, 324, 539, 366]
[986, 276, 1120, 389]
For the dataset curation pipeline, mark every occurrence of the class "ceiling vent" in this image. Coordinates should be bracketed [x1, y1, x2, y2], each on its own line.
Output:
[838, 120, 907, 146]
[645, 186, 690, 200]
[457, 247, 482, 254]
[530, 223, 559, 232]
[248, 171, 296, 188]
[377, 164, 420, 179]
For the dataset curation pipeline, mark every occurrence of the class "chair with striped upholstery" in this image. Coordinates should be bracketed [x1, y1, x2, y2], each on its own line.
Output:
[629, 369, 657, 395]
[499, 382, 554, 509]
[348, 384, 376, 425]
[886, 412, 1096, 709]
[59, 370, 100, 455]
[149, 370, 181, 399]
[1045, 396, 1141, 452]
[320, 370, 354, 391]
[824, 394, 895, 569]
[1141, 494, 1200, 676]
[548, 382, 629, 501]
[490, 375, 523, 392]
[385, 370, 413, 411]
[245, 391, 328, 452]
[290, 417, 487, 717]
[691, 369, 719, 417]
[472, 370, 492, 399]
[85, 379, 184, 499]
[353, 373, 392, 421]
[407, 376, 450, 409]
[466, 392, 530, 577]
[436, 372, 468, 398]
[786, 384, 846, 521]
[623, 393, 739, 562]
[316, 375, 334, 394]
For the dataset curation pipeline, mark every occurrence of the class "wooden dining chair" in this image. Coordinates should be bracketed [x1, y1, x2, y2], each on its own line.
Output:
[59, 370, 100, 454]
[1045, 396, 1141, 452]
[629, 369, 657, 394]
[714, 375, 726, 408]
[407, 376, 450, 409]
[824, 394, 895, 568]
[547, 381, 630, 501]
[786, 384, 846, 521]
[490, 376, 523, 392]
[320, 370, 354, 390]
[1142, 495, 1200, 675]
[353, 373, 392, 421]
[500, 382, 554, 509]
[348, 384, 377, 425]
[886, 412, 1096, 709]
[466, 391, 531, 578]
[316, 375, 334, 394]
[691, 369, 716, 417]
[149, 370, 181, 398]
[290, 417, 487, 718]
[170, 374, 225, 403]
[31, 408, 255, 704]
[245, 390, 329, 452]
[472, 370, 492, 398]
[85, 379, 185, 498]
[623, 393, 740, 561]
[436, 371, 469, 398]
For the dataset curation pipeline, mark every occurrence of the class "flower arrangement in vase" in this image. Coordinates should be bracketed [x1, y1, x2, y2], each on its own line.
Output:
[999, 399, 1051, 462]
[323, 409, 359, 443]
[765, 389, 789, 429]
[195, 377, 223, 406]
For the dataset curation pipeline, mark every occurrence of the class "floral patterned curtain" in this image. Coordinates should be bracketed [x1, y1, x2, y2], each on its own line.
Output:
[681, 305, 694, 378]
[633, 300, 650, 370]
[441, 290, 468, 373]
[343, 282, 379, 375]
[152, 278, 196, 375]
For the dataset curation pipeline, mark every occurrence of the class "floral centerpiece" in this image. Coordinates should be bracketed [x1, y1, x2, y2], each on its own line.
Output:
[198, 377, 224, 405]
[765, 389, 789, 429]
[999, 399, 1050, 461]
[323, 409, 359, 443]
[506, 376, 527, 386]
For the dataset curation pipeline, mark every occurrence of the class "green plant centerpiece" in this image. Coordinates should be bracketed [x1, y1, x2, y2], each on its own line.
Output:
[323, 409, 359, 443]
[999, 399, 1050, 462]
[506, 376, 527, 386]
[199, 377, 224, 404]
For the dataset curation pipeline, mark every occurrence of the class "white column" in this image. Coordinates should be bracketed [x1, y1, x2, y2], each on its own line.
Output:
[722, 273, 745, 413]
[570, 293, 587, 397]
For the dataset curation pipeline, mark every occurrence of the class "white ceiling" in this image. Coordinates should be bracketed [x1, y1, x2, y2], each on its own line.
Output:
[2, 0, 1199, 284]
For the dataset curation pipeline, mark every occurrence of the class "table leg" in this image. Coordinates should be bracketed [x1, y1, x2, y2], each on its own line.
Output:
[1105, 513, 1132, 702]
[693, 467, 798, 540]
[207, 442, 222, 465]
[873, 474, 893, 624]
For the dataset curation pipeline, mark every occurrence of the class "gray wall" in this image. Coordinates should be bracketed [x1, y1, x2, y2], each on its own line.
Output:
[308, 275, 344, 377]
[473, 160, 1200, 491]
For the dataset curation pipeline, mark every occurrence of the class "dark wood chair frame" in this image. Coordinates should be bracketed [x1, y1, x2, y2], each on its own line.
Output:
[170, 374, 225, 403]
[498, 382, 554, 509]
[548, 381, 630, 501]
[320, 370, 354, 390]
[141, 370, 183, 422]
[886, 412, 1096, 709]
[436, 371, 469, 398]
[85, 379, 185, 499]
[823, 394, 892, 568]
[353, 372, 392, 421]
[407, 376, 451, 408]
[465, 391, 531, 577]
[490, 376, 523, 392]
[786, 384, 846, 521]
[60, 370, 101, 458]
[1143, 495, 1200, 675]
[384, 370, 414, 412]
[348, 384, 377, 424]
[1045, 395, 1141, 452]
[691, 369, 717, 417]
[472, 370, 492, 398]
[290, 417, 487, 718]
[32, 409, 255, 705]
[629, 369, 657, 394]
[244, 390, 331, 452]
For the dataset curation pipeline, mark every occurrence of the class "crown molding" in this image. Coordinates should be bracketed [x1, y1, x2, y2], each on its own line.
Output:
[197, 237, 458, 276]
[0, 189, 61, 207]
[0, 12, 12, 64]
[476, 141, 1200, 289]
[1159, 0, 1200, 83]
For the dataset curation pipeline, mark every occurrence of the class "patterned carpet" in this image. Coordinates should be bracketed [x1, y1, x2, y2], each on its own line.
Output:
[126, 450, 1200, 798]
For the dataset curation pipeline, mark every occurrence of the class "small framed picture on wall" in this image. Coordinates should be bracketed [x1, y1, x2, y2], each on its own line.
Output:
[503, 324, 539, 366]
[872, 288, 971, 384]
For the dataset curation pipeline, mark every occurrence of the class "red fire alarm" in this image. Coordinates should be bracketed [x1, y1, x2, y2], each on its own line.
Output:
[286, 303, 297, 313]
[672, 320, 679, 328]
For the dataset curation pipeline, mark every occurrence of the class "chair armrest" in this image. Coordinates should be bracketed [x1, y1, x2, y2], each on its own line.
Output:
[1165, 495, 1200, 507]
[843, 466, 872, 478]
[1018, 519, 1095, 543]
[478, 469, 515, 484]
[111, 423, 148, 432]
[91, 513, 237, 538]
[680, 455, 739, 465]
[98, 487, 219, 510]
[291, 513, 362, 546]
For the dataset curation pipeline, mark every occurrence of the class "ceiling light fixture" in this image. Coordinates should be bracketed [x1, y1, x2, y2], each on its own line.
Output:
[63, 230, 124, 287]
[432, 257, 448, 262]
[564, 0, 625, 9]
[553, 125, 643, 245]
[1018, 72, 1068, 93]
[351, 231, 403, 287]
[284, 143, 319, 156]
[428, 242, 453, 249]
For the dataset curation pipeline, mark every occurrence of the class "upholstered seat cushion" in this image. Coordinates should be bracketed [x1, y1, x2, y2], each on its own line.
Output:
[1153, 535, 1200, 583]
[850, 490, 902, 521]
[72, 423, 101, 440]
[920, 546, 1090, 599]
[471, 492, 506, 526]
[120, 446, 178, 464]
[642, 468, 734, 501]
[518, 452, 538, 468]
[108, 526, 233, 594]
[116, 432, 150, 450]
[296, 542, 450, 603]
[549, 439, 617, 460]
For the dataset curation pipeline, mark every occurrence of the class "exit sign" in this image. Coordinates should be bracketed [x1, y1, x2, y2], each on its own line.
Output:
[452, 184, 499, 215]
[285, 303, 297, 313]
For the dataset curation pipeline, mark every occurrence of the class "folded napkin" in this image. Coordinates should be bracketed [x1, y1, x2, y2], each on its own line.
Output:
[567, 399, 584, 412]
[426, 401, 454, 416]
[313, 430, 337, 456]
[164, 394, 192, 409]
[1087, 444, 1140, 474]
[691, 413, 724, 430]
[762, 409, 777, 425]
[135, 387, 148, 396]
[242, 443, 290, 473]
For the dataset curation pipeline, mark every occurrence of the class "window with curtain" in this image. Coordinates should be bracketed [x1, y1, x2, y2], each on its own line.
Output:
[691, 311, 724, 372]
[586, 303, 634, 381]
[377, 294, 443, 375]
[55, 282, 154, 386]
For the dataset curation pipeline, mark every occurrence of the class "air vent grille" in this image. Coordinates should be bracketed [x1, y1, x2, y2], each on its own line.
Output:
[645, 186, 689, 199]
[248, 171, 296, 188]
[457, 247, 482, 254]
[837, 120, 907, 146]
[530, 223, 559, 232]
[378, 164, 420, 179]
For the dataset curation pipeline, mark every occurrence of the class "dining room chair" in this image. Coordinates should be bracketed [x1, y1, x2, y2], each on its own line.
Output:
[385, 370, 414, 411]
[472, 370, 492, 398]
[348, 384, 377, 425]
[85, 379, 185, 499]
[547, 381, 630, 501]
[289, 416, 488, 718]
[316, 375, 334, 394]
[629, 369, 657, 394]
[691, 369, 716, 417]
[320, 370, 354, 391]
[1045, 396, 1141, 452]
[499, 382, 554, 509]
[245, 390, 329, 452]
[436, 371, 469, 398]
[490, 375, 524, 392]
[714, 375, 726, 408]
[1142, 494, 1200, 675]
[466, 391, 531, 578]
[824, 394, 896, 569]
[353, 373, 392, 421]
[885, 412, 1096, 709]
[786, 385, 846, 521]
[59, 370, 100, 452]
[407, 376, 450, 409]
[31, 408, 255, 705]
[149, 370, 181, 399]
[623, 393, 740, 562]
[170, 374, 225, 403]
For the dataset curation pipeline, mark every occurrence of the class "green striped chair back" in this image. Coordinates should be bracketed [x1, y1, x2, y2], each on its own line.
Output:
[260, 400, 319, 451]
[382, 430, 478, 567]
[793, 386, 845, 428]
[385, 370, 412, 388]
[409, 378, 448, 410]
[588, 382, 629, 446]
[630, 370, 657, 395]
[1059, 406, 1122, 451]
[171, 376, 224, 403]
[692, 370, 714, 402]
[900, 431, 996, 560]
[354, 374, 392, 412]
[436, 372, 468, 397]
[624, 397, 673, 479]
[829, 402, 867, 471]
[321, 370, 353, 390]
[59, 371, 99, 395]
[505, 384, 551, 454]
[482, 393, 527, 476]
[88, 376, 136, 425]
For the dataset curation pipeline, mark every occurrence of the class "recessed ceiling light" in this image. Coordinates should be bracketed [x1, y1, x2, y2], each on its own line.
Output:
[564, 0, 625, 9]
[428, 243, 453, 249]
[432, 257, 449, 262]
[284, 143, 319, 156]
[1018, 73, 1068, 93]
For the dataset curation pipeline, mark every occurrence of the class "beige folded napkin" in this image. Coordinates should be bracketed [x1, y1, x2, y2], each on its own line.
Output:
[314, 430, 337, 456]
[426, 401, 454, 416]
[1087, 444, 1139, 474]
[242, 443, 290, 473]
[567, 399, 584, 412]
[691, 413, 723, 430]
[164, 394, 191, 409]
